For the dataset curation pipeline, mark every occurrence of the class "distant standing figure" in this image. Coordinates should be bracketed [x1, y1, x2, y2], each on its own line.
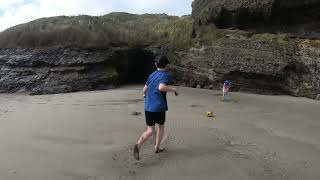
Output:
[133, 55, 178, 161]
[223, 80, 231, 102]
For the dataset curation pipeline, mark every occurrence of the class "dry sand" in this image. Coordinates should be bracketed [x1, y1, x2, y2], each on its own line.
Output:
[0, 85, 319, 180]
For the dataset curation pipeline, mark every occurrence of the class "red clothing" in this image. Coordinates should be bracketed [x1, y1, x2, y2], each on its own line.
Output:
[223, 84, 230, 93]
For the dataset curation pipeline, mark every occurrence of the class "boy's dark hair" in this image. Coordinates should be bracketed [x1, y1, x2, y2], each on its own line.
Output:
[155, 55, 170, 68]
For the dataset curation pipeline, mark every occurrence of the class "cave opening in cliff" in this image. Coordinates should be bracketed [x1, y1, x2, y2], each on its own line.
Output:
[116, 49, 156, 85]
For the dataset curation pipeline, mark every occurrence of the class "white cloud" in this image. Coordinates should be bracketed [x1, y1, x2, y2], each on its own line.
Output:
[0, 0, 25, 10]
[0, 0, 193, 32]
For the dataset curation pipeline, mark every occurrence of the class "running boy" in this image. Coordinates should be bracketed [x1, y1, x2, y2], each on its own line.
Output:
[133, 55, 178, 161]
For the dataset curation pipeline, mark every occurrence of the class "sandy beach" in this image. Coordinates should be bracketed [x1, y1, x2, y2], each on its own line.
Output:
[0, 85, 319, 180]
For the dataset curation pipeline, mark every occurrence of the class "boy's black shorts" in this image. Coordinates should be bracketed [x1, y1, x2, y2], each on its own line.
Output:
[145, 111, 166, 126]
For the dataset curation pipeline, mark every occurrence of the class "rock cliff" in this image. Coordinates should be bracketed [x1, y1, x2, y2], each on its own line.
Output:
[170, 38, 320, 99]
[168, 0, 320, 99]
[0, 2, 319, 99]
[0, 47, 155, 94]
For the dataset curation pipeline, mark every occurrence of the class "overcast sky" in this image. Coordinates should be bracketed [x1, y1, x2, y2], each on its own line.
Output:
[0, 0, 193, 32]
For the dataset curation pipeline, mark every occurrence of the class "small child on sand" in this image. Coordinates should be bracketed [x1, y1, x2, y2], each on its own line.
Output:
[222, 80, 231, 102]
[133, 55, 178, 161]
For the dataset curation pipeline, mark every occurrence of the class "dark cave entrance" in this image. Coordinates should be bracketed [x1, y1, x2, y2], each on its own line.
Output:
[116, 49, 156, 85]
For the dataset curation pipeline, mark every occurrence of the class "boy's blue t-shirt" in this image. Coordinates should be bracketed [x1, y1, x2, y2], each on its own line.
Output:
[145, 70, 172, 112]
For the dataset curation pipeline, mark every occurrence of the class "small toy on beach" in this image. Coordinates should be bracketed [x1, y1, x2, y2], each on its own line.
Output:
[206, 111, 215, 117]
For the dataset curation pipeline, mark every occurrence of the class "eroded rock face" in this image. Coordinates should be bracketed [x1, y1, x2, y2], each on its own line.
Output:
[0, 47, 156, 95]
[170, 38, 320, 99]
[192, 0, 320, 38]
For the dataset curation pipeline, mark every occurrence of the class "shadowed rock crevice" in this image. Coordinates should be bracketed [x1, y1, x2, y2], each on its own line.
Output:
[115, 49, 156, 84]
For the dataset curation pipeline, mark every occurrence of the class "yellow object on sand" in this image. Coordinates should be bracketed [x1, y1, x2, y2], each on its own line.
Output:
[206, 111, 214, 117]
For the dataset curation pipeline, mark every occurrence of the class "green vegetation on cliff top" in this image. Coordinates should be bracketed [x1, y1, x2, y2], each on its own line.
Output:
[0, 12, 193, 49]
[0, 12, 318, 49]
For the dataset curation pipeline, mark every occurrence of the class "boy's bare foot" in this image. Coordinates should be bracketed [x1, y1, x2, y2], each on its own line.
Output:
[133, 144, 140, 160]
[155, 148, 165, 154]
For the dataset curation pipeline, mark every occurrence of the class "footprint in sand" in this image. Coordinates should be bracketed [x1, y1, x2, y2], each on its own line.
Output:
[131, 111, 142, 116]
[189, 104, 204, 108]
[37, 102, 47, 105]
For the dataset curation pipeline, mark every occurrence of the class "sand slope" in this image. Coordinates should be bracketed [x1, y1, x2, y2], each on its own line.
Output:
[0, 86, 319, 180]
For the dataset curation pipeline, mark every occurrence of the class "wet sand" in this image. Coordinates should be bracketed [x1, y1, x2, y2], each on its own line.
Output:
[0, 85, 319, 180]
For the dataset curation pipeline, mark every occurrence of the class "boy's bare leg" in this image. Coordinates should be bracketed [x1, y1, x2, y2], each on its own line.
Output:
[134, 126, 155, 160]
[155, 125, 165, 153]
[225, 92, 230, 102]
[137, 126, 155, 149]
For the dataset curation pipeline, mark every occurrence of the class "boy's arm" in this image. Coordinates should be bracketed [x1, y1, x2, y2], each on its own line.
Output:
[159, 83, 178, 96]
[143, 85, 147, 97]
